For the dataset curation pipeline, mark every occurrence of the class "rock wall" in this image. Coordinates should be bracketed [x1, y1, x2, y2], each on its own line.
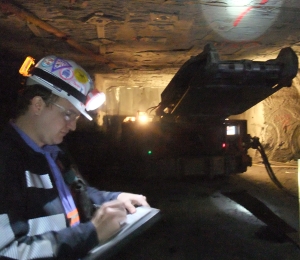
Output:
[230, 74, 300, 162]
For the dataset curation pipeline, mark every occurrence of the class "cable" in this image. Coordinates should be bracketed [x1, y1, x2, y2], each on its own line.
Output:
[251, 137, 297, 198]
[146, 104, 160, 116]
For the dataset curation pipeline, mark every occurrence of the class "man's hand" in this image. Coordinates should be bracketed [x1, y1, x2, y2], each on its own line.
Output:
[117, 193, 150, 214]
[91, 200, 127, 243]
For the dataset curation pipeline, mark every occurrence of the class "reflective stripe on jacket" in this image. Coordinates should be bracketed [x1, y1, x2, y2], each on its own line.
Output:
[0, 124, 120, 259]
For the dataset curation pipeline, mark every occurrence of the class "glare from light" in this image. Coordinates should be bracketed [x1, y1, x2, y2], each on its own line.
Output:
[211, 194, 255, 220]
[225, 0, 252, 16]
[86, 91, 106, 111]
[201, 0, 283, 42]
[123, 116, 136, 122]
[138, 114, 149, 124]
[136, 111, 149, 124]
[233, 204, 253, 215]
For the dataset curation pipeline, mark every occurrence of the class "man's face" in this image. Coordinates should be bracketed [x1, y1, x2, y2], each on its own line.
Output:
[36, 97, 80, 146]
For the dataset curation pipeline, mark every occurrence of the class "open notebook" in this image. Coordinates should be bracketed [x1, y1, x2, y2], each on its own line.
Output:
[83, 206, 161, 260]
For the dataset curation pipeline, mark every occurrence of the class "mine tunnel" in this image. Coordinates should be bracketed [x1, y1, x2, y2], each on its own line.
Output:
[1, 1, 300, 259]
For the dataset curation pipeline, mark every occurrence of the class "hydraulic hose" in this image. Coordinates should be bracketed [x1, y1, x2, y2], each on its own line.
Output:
[250, 137, 297, 198]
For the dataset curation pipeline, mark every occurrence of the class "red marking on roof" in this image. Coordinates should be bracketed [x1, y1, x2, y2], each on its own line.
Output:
[233, 0, 269, 27]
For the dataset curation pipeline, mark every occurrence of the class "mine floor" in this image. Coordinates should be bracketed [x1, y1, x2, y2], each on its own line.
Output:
[87, 161, 300, 260]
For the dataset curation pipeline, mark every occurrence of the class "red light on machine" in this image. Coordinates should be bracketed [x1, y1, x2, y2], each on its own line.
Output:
[222, 143, 226, 148]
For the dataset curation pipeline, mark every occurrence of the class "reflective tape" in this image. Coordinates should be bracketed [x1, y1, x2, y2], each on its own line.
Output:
[0, 214, 66, 259]
[0, 240, 53, 260]
[0, 214, 15, 249]
[67, 208, 80, 226]
[25, 171, 53, 189]
[28, 214, 66, 236]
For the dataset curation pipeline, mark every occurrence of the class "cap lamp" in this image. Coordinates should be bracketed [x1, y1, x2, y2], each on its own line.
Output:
[86, 89, 106, 111]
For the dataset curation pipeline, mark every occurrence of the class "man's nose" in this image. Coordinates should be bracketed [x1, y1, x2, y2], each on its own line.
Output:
[67, 119, 77, 131]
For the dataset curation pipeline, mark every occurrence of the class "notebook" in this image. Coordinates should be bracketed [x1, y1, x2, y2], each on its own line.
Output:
[83, 206, 161, 260]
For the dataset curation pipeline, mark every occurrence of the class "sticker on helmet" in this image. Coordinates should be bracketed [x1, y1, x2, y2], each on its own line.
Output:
[60, 68, 74, 80]
[42, 57, 55, 67]
[74, 68, 89, 84]
[52, 58, 72, 72]
[72, 80, 85, 94]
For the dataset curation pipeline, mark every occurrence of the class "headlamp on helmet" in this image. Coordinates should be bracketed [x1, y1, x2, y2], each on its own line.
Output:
[19, 55, 106, 120]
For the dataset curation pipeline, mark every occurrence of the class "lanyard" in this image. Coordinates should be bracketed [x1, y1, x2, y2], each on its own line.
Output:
[44, 150, 80, 226]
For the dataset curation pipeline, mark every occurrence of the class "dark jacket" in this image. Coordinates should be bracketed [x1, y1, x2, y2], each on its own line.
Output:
[0, 124, 120, 260]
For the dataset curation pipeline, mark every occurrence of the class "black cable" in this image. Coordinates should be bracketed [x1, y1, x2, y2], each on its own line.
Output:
[146, 105, 160, 115]
[255, 139, 297, 198]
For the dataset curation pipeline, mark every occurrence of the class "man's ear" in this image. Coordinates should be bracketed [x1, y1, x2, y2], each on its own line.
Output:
[31, 96, 45, 115]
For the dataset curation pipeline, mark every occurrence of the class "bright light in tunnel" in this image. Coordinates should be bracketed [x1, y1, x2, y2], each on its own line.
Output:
[123, 116, 136, 122]
[201, 0, 283, 42]
[136, 111, 149, 124]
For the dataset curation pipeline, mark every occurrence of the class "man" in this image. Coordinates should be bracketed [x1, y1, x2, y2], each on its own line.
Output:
[0, 56, 149, 259]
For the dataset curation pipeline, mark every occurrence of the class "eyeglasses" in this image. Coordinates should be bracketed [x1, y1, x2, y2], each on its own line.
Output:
[51, 102, 80, 122]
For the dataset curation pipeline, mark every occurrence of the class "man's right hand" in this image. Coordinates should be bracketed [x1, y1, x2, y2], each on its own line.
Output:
[91, 200, 127, 243]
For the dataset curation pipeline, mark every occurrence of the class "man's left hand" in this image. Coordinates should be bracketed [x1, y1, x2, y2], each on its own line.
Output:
[117, 193, 150, 214]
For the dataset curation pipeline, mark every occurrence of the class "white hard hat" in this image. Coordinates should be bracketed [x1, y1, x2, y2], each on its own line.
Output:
[22, 55, 105, 120]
